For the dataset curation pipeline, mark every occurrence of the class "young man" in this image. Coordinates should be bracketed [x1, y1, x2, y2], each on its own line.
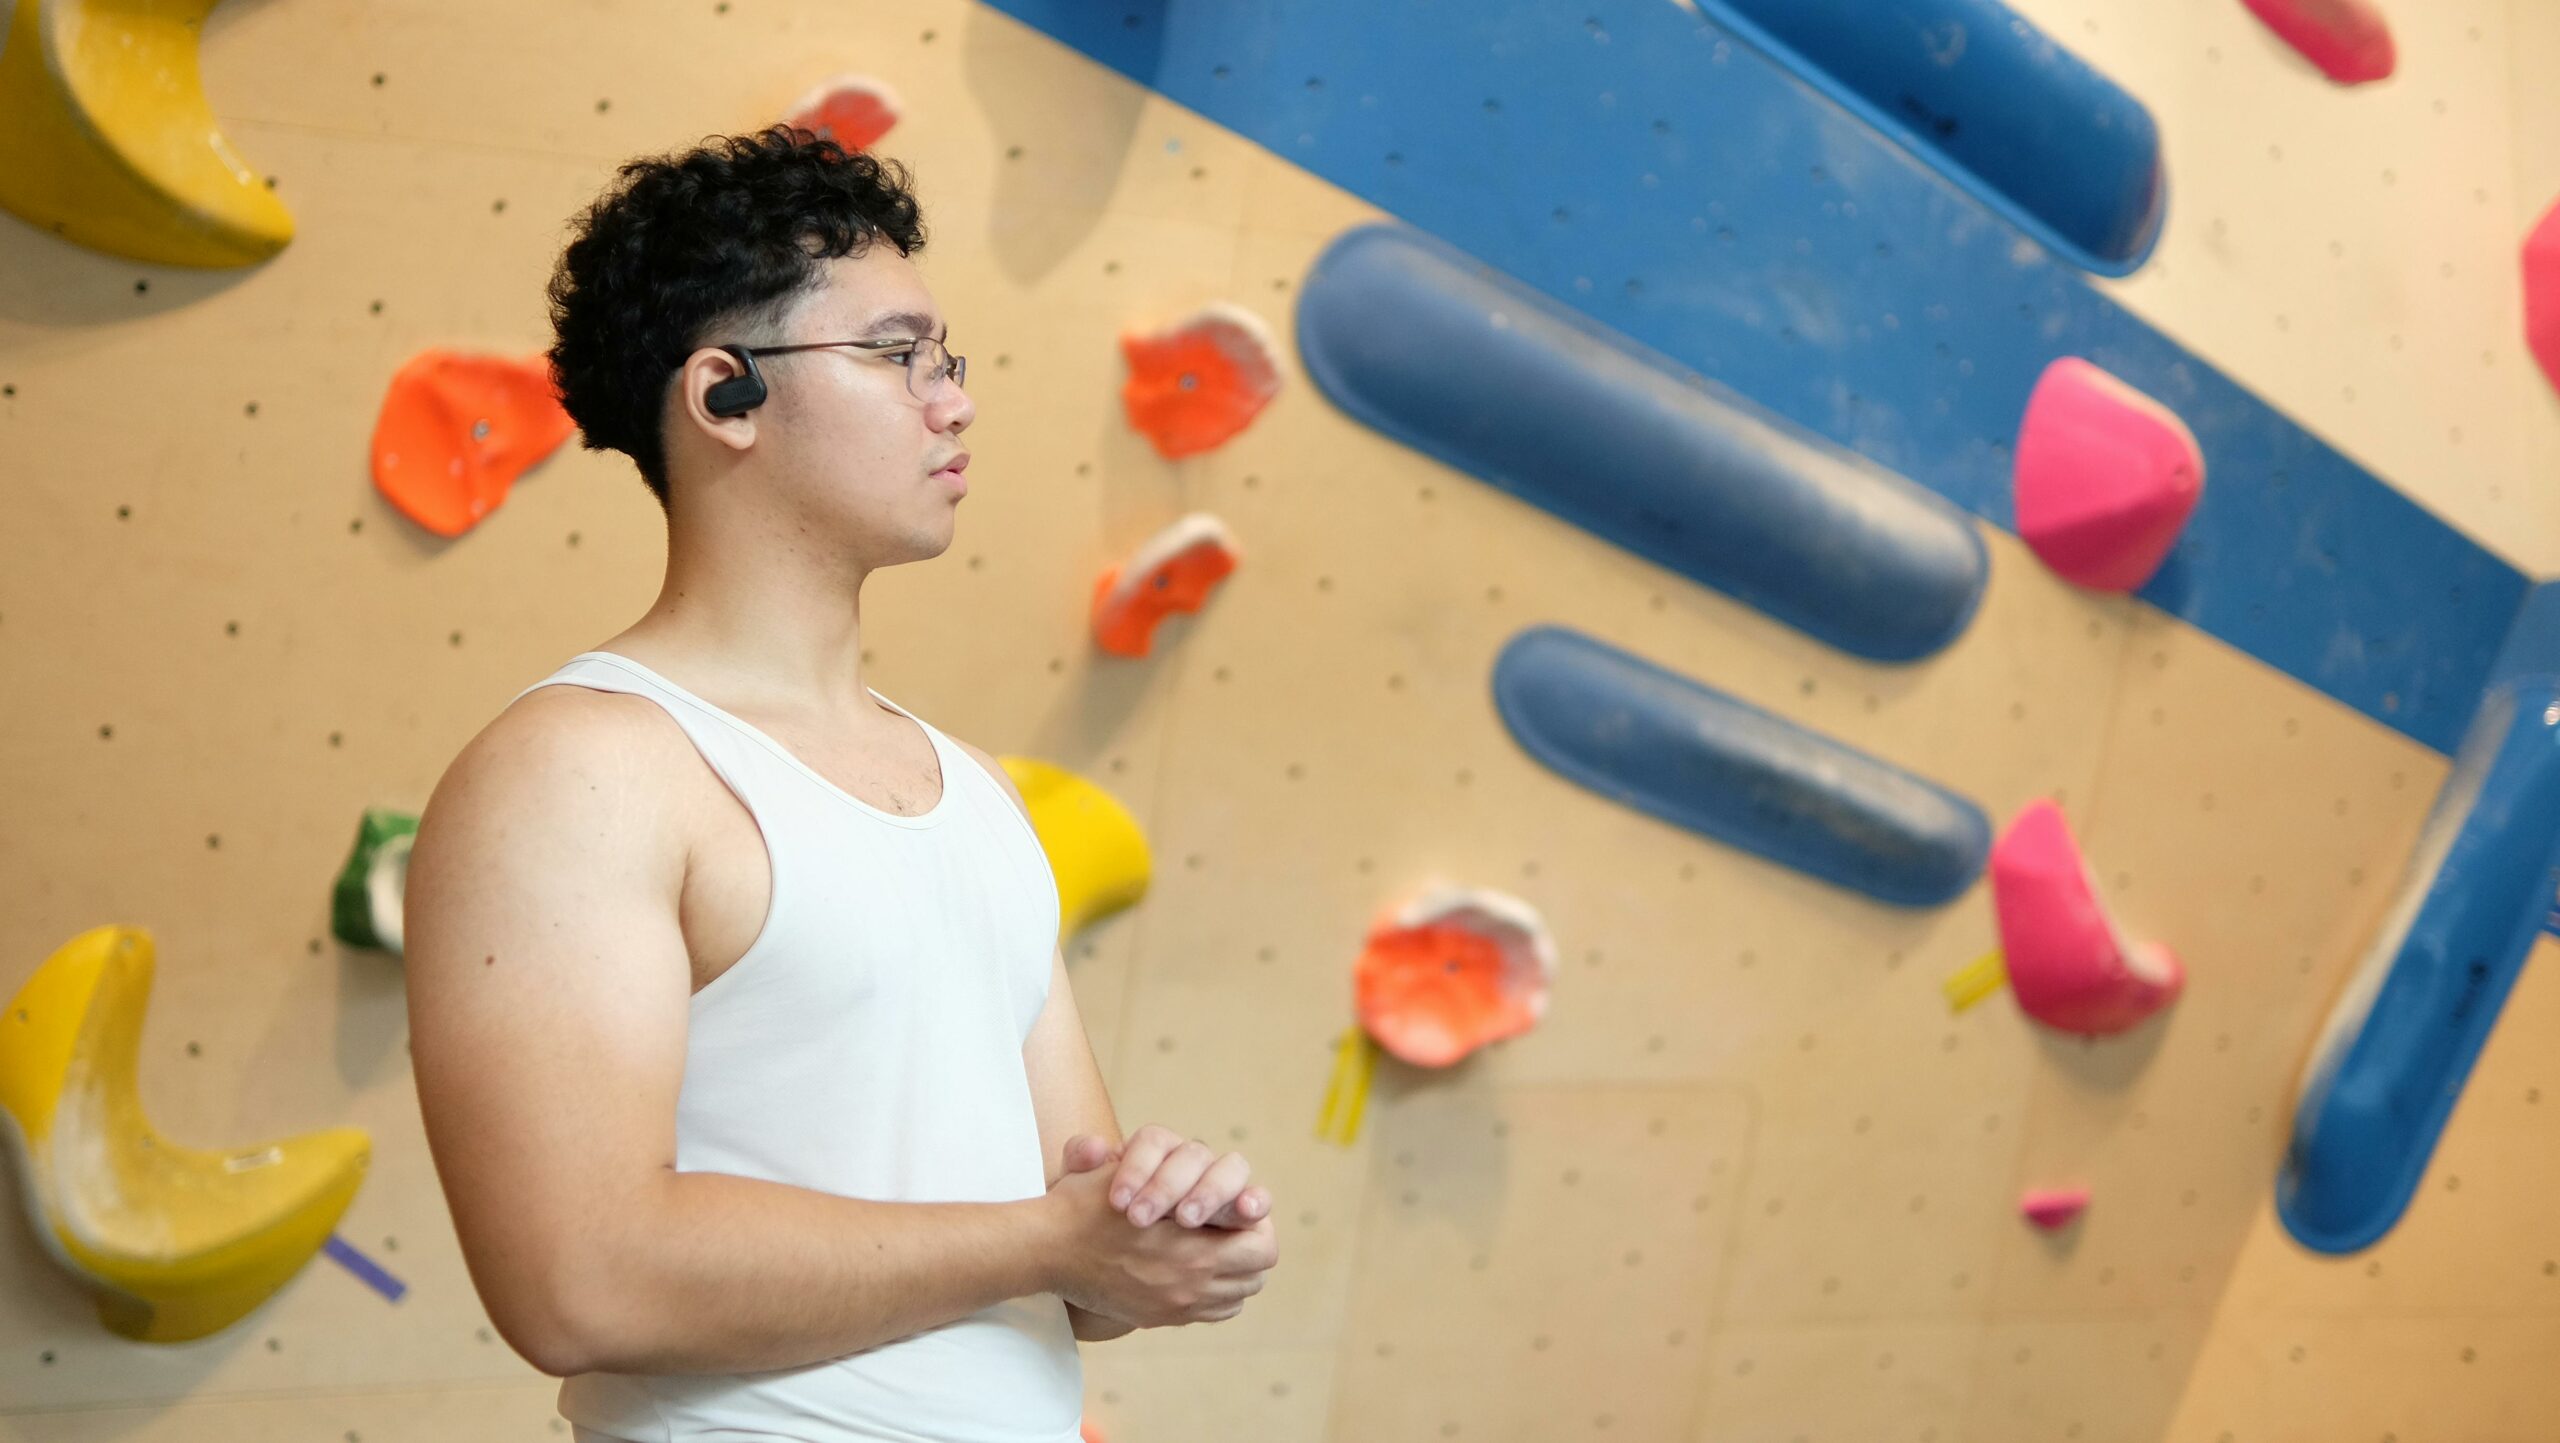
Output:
[403, 130, 1278, 1443]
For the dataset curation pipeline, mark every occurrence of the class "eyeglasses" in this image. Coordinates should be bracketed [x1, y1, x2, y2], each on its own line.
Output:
[710, 336, 966, 401]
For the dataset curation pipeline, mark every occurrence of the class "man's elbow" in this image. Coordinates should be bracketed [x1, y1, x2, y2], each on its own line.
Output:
[503, 1319, 593, 1379]
[1065, 1301, 1136, 1343]
[485, 1274, 614, 1377]
[465, 1237, 635, 1377]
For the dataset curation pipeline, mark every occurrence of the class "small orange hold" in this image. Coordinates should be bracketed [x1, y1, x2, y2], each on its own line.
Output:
[785, 75, 903, 151]
[1118, 302, 1281, 459]
[1354, 884, 1555, 1068]
[1080, 1422, 1108, 1443]
[1091, 513, 1240, 658]
[370, 351, 574, 538]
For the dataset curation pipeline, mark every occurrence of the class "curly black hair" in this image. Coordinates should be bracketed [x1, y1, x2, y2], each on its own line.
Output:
[546, 127, 929, 507]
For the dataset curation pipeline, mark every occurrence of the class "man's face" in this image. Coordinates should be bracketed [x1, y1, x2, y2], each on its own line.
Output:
[727, 248, 975, 567]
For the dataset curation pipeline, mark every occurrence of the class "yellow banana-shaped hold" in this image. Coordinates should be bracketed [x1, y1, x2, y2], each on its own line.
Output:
[0, 0, 295, 266]
[999, 757, 1152, 943]
[0, 926, 369, 1341]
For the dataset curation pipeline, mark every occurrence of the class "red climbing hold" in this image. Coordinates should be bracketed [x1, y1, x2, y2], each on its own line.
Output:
[785, 75, 902, 151]
[1353, 884, 1555, 1069]
[1119, 303, 1281, 459]
[1992, 801, 2184, 1037]
[2238, 0, 2395, 85]
[370, 351, 574, 538]
[2013, 357, 2203, 593]
[1090, 513, 1240, 658]
[2020, 1186, 2091, 1231]
[2526, 196, 2560, 403]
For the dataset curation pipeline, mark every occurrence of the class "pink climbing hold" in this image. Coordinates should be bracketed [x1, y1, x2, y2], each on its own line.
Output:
[2020, 1186, 2091, 1231]
[785, 75, 902, 152]
[2012, 357, 2203, 593]
[1991, 801, 2184, 1037]
[2527, 196, 2560, 403]
[2237, 0, 2396, 86]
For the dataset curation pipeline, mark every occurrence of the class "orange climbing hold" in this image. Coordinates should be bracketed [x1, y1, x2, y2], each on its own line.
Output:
[785, 75, 902, 151]
[1118, 302, 1281, 459]
[370, 351, 574, 538]
[1090, 513, 1241, 657]
[1354, 884, 1555, 1068]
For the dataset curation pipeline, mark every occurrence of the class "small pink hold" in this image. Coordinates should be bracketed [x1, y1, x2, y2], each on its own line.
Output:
[2526, 196, 2560, 403]
[2237, 0, 2396, 86]
[785, 75, 903, 152]
[2020, 1186, 2091, 1231]
[2012, 357, 2203, 593]
[1992, 801, 2184, 1037]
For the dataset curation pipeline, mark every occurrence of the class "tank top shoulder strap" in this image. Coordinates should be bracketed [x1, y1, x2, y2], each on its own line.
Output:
[510, 652, 778, 799]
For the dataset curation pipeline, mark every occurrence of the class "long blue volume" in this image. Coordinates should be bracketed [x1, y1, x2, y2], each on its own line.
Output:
[1691, 0, 2166, 274]
[1299, 224, 1988, 663]
[2278, 676, 2560, 1254]
[1492, 625, 1991, 907]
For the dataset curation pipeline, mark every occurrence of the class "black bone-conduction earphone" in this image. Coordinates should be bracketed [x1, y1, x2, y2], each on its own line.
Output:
[702, 345, 769, 417]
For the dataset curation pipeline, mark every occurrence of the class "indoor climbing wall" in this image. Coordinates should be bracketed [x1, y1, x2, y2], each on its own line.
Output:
[3, 1, 2558, 1441]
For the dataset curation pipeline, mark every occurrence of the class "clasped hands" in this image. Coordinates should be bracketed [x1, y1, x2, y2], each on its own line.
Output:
[1046, 1123, 1278, 1331]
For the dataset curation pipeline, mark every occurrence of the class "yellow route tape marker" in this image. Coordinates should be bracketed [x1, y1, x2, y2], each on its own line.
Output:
[1943, 950, 2010, 1014]
[1315, 1025, 1380, 1146]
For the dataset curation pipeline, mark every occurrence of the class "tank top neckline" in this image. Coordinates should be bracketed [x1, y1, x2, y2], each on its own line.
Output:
[565, 650, 953, 829]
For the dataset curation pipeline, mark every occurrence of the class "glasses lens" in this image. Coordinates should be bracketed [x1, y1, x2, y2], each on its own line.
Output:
[906, 338, 965, 401]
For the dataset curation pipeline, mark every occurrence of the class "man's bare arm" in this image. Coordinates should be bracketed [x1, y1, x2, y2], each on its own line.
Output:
[956, 738, 1138, 1343]
[958, 737, 1278, 1340]
[404, 692, 1071, 1377]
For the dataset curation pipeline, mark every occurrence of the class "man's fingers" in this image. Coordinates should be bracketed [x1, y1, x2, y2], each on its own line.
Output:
[1172, 1153, 1254, 1228]
[1108, 1125, 1182, 1211]
[1207, 1184, 1271, 1230]
[1221, 1220, 1280, 1278]
[1129, 1141, 1217, 1225]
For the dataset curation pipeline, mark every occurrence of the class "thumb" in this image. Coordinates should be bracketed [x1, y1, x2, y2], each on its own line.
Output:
[1060, 1133, 1121, 1176]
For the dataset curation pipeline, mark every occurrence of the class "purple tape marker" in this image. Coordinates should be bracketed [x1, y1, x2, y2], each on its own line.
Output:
[324, 1233, 408, 1303]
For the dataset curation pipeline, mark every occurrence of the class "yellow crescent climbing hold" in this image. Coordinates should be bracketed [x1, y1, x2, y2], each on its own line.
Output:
[998, 757, 1152, 943]
[0, 0, 296, 267]
[0, 926, 369, 1341]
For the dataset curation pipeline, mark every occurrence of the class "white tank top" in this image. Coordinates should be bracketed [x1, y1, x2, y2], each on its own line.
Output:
[509, 651, 1083, 1443]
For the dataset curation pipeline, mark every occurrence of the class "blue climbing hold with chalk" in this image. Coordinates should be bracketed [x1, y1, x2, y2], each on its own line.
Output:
[2277, 672, 2560, 1254]
[1689, 0, 2167, 275]
[1299, 224, 1988, 663]
[1492, 625, 1992, 907]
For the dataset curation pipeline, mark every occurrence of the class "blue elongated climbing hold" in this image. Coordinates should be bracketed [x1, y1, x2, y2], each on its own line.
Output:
[1492, 625, 1991, 907]
[1299, 224, 1988, 663]
[2278, 675, 2560, 1254]
[1691, 0, 2166, 275]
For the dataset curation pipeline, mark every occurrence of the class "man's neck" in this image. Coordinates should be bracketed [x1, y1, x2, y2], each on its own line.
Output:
[602, 540, 880, 720]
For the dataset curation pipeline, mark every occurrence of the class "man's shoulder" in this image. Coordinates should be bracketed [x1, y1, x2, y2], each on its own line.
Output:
[405, 684, 696, 969]
[463, 682, 690, 787]
[427, 684, 704, 854]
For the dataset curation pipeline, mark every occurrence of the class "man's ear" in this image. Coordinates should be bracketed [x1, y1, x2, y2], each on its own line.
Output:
[673, 348, 760, 454]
